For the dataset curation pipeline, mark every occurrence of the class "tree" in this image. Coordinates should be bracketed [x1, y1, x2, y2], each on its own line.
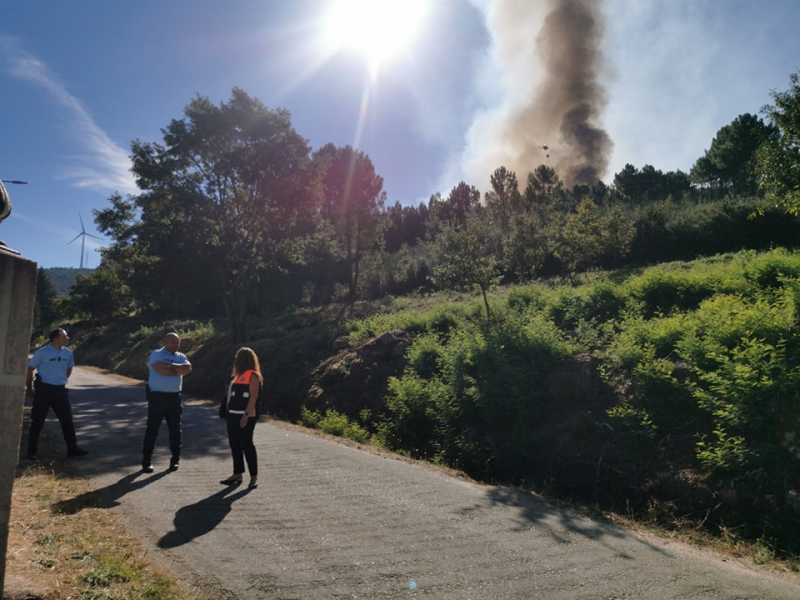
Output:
[429, 182, 481, 231]
[754, 71, 800, 214]
[97, 88, 318, 340]
[484, 166, 521, 234]
[32, 268, 58, 339]
[385, 202, 429, 253]
[691, 113, 777, 196]
[67, 267, 132, 324]
[523, 165, 563, 210]
[313, 144, 386, 299]
[430, 211, 500, 321]
[556, 199, 635, 272]
[615, 164, 692, 204]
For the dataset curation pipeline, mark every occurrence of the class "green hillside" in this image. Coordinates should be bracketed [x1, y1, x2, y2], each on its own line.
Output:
[72, 247, 800, 558]
[44, 267, 93, 296]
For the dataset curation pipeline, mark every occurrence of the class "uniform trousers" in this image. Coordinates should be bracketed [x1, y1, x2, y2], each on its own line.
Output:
[27, 382, 79, 454]
[226, 414, 258, 476]
[142, 389, 182, 463]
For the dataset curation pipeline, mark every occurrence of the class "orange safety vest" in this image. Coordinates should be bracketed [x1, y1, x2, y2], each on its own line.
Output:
[228, 370, 261, 415]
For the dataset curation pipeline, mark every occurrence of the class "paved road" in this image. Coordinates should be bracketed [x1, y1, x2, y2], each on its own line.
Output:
[46, 367, 800, 599]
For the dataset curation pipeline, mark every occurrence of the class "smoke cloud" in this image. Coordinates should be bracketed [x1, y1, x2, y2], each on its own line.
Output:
[462, 0, 612, 189]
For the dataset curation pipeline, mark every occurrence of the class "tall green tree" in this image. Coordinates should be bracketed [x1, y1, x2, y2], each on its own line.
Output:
[754, 71, 800, 214]
[32, 267, 58, 338]
[429, 182, 481, 232]
[68, 267, 132, 324]
[430, 210, 500, 321]
[615, 164, 692, 203]
[556, 199, 635, 271]
[484, 166, 521, 234]
[313, 143, 386, 299]
[691, 113, 777, 196]
[97, 88, 318, 340]
[384, 201, 430, 252]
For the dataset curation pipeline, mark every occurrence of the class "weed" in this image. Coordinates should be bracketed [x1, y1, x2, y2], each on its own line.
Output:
[754, 538, 776, 565]
[36, 532, 63, 546]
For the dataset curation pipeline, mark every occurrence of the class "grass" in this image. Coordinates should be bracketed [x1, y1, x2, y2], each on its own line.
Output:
[5, 419, 204, 600]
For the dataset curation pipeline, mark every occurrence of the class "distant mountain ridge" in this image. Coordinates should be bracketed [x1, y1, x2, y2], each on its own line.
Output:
[44, 267, 93, 296]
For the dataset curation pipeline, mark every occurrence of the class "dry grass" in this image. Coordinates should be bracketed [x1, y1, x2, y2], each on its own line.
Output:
[4, 421, 204, 600]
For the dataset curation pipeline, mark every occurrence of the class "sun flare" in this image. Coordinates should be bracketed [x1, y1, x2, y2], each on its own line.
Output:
[323, 0, 429, 75]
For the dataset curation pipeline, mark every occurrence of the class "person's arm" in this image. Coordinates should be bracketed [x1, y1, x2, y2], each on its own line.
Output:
[171, 360, 192, 375]
[241, 375, 260, 427]
[151, 361, 176, 376]
[66, 367, 73, 380]
[25, 366, 35, 397]
[151, 361, 192, 376]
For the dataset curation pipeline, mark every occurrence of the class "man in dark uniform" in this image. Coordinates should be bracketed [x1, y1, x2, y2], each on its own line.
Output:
[25, 328, 89, 460]
[142, 332, 192, 473]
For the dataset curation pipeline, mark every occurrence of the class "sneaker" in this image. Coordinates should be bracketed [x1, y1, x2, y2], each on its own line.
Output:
[25, 453, 38, 461]
[142, 463, 154, 473]
[67, 447, 89, 458]
[169, 460, 180, 472]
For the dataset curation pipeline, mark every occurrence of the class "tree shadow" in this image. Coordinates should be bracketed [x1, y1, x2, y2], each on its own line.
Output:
[64, 380, 230, 479]
[485, 486, 671, 558]
[157, 485, 252, 549]
[52, 470, 169, 514]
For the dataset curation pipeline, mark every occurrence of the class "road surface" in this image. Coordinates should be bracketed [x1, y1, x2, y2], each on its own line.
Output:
[42, 367, 800, 599]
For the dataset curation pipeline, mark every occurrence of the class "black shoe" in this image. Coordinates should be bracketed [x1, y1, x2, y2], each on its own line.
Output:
[67, 447, 89, 458]
[142, 463, 154, 473]
[25, 453, 38, 461]
[169, 460, 180, 472]
[220, 475, 243, 485]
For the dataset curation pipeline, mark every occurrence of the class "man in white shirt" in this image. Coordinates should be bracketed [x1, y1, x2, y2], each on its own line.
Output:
[142, 332, 192, 473]
[25, 328, 89, 460]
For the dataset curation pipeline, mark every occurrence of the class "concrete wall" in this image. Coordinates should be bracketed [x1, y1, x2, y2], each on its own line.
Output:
[0, 248, 37, 597]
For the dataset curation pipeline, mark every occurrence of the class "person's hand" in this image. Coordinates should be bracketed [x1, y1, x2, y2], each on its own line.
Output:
[240, 415, 249, 429]
[25, 386, 33, 398]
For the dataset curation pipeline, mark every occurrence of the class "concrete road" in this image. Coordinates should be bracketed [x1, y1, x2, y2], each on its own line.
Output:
[44, 367, 800, 599]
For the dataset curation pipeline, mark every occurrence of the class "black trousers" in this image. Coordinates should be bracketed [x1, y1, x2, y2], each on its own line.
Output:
[142, 389, 182, 462]
[27, 383, 78, 454]
[226, 414, 258, 477]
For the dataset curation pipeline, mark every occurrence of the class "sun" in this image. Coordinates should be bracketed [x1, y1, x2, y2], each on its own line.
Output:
[322, 0, 429, 76]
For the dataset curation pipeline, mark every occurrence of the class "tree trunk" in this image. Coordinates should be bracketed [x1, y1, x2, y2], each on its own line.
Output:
[481, 285, 491, 322]
[346, 223, 356, 300]
[235, 295, 247, 342]
[222, 294, 239, 342]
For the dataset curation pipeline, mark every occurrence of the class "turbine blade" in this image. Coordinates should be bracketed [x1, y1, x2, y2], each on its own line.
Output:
[67, 233, 82, 245]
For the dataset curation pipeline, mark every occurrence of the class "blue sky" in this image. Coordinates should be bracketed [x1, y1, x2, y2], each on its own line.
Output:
[1, 0, 798, 269]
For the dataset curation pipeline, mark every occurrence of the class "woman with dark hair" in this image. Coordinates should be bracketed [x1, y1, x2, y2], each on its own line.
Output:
[220, 347, 263, 489]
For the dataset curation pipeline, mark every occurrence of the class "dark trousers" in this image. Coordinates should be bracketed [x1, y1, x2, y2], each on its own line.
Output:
[142, 389, 182, 463]
[27, 383, 78, 454]
[226, 415, 258, 477]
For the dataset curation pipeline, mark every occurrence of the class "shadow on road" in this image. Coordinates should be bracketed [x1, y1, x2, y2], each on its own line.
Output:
[52, 470, 170, 514]
[157, 485, 252, 549]
[485, 486, 671, 557]
[63, 379, 230, 479]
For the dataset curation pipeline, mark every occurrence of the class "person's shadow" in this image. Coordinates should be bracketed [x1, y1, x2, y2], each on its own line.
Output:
[157, 485, 251, 549]
[53, 471, 169, 514]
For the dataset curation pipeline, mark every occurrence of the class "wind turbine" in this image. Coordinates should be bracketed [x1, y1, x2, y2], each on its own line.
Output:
[68, 214, 102, 269]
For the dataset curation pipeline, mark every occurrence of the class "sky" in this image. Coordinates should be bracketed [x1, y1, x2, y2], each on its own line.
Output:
[1, 0, 798, 269]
